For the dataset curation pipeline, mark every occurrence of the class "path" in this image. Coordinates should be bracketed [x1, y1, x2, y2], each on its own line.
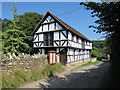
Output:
[21, 61, 110, 88]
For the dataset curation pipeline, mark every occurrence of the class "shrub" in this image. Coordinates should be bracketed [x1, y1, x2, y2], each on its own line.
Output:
[2, 63, 64, 88]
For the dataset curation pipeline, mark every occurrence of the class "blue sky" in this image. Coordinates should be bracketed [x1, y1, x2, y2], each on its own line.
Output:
[2, 2, 105, 40]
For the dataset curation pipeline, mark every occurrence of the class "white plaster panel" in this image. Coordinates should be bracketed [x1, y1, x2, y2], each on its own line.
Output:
[67, 56, 71, 63]
[54, 32, 59, 40]
[37, 26, 42, 33]
[41, 43, 43, 47]
[63, 41, 67, 46]
[49, 23, 55, 31]
[74, 36, 77, 42]
[60, 32, 66, 40]
[68, 32, 72, 40]
[43, 20, 48, 23]
[56, 23, 62, 30]
[43, 24, 48, 32]
[54, 42, 57, 46]
[33, 43, 37, 47]
[39, 34, 43, 41]
[34, 35, 38, 41]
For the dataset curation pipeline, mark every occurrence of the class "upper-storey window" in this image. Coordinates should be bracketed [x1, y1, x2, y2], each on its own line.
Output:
[42, 16, 55, 23]
[44, 32, 53, 46]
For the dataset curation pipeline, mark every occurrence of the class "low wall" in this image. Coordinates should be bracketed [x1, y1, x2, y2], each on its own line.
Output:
[66, 57, 97, 66]
[1, 53, 47, 73]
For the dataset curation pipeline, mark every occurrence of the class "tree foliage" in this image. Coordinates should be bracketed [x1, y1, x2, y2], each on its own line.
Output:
[2, 20, 29, 54]
[91, 40, 107, 57]
[17, 12, 43, 54]
[17, 12, 43, 36]
[80, 2, 120, 88]
[2, 12, 43, 55]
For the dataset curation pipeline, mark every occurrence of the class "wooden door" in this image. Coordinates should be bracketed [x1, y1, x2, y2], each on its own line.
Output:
[60, 50, 67, 65]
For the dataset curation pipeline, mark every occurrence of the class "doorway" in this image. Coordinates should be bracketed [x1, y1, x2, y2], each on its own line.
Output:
[59, 49, 67, 65]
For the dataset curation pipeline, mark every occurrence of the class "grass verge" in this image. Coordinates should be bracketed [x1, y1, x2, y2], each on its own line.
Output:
[71, 60, 101, 71]
[2, 63, 64, 88]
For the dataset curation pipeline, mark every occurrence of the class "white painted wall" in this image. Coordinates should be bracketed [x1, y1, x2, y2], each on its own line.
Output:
[60, 31, 66, 40]
[74, 36, 77, 42]
[54, 31, 59, 40]
[43, 20, 48, 23]
[56, 23, 62, 30]
[33, 43, 37, 47]
[54, 41, 59, 46]
[39, 34, 43, 41]
[36, 26, 42, 33]
[68, 32, 72, 40]
[43, 24, 48, 32]
[34, 34, 38, 42]
[49, 23, 55, 31]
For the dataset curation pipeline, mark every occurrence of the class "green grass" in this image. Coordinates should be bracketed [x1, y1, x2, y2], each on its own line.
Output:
[70, 64, 76, 66]
[2, 63, 64, 88]
[81, 60, 101, 66]
[71, 60, 101, 71]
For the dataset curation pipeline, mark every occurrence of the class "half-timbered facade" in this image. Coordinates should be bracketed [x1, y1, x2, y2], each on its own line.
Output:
[32, 11, 92, 65]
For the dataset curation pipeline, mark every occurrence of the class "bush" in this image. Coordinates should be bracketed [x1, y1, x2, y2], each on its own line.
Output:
[2, 63, 64, 88]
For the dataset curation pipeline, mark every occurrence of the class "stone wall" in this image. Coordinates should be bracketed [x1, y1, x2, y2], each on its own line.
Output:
[1, 53, 47, 73]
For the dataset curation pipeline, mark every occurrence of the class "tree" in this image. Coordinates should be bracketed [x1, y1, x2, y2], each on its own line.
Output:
[17, 12, 43, 54]
[80, 2, 120, 88]
[2, 18, 13, 32]
[91, 40, 107, 58]
[17, 12, 43, 36]
[2, 20, 29, 55]
[2, 1, 33, 55]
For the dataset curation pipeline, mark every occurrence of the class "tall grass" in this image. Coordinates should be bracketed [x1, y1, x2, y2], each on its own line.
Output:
[2, 63, 64, 88]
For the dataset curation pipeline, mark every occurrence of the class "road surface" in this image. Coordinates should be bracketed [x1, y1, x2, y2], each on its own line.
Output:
[21, 61, 110, 88]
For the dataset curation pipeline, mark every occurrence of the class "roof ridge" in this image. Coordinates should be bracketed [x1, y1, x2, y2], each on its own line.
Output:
[32, 11, 90, 41]
[48, 12, 90, 41]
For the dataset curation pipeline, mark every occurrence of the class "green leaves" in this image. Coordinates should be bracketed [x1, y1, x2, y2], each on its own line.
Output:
[91, 40, 107, 57]
[2, 28, 29, 54]
[80, 2, 120, 33]
[2, 12, 43, 55]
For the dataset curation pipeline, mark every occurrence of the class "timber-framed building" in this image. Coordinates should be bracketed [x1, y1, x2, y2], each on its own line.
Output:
[32, 11, 92, 65]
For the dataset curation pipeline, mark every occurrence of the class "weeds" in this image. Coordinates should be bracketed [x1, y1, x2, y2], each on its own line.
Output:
[2, 63, 64, 88]
[71, 61, 101, 71]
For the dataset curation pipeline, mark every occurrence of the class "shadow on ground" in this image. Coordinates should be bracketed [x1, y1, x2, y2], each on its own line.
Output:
[38, 61, 110, 88]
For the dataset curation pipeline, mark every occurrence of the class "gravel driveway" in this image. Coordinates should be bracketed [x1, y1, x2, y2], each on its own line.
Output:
[21, 61, 110, 88]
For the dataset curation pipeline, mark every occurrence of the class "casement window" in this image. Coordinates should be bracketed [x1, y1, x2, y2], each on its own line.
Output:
[44, 32, 53, 46]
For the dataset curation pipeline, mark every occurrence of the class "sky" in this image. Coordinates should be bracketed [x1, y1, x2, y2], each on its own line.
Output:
[2, 2, 105, 40]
